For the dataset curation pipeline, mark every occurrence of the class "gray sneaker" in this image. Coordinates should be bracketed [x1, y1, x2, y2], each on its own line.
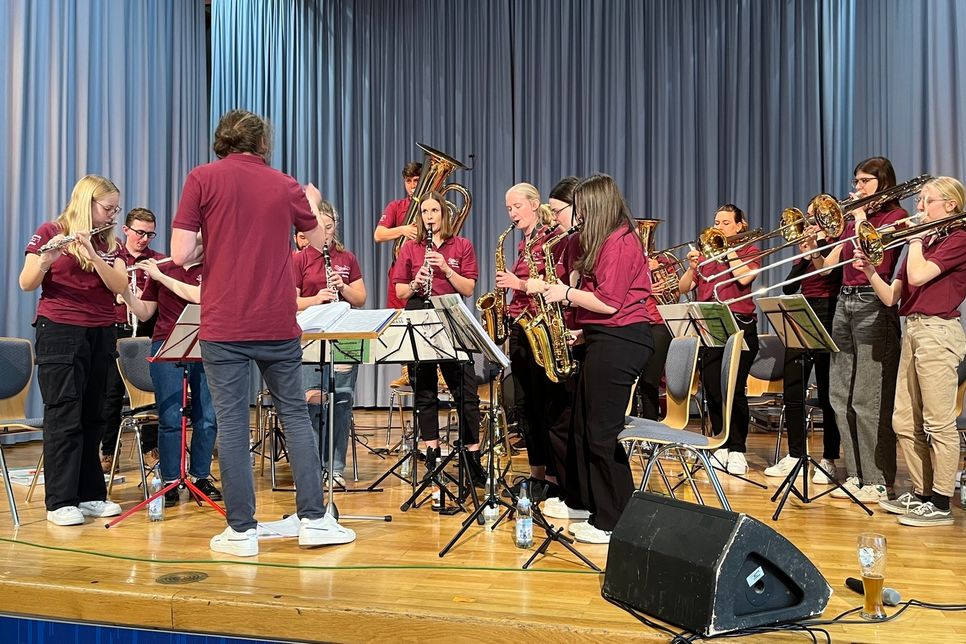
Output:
[878, 492, 923, 515]
[897, 502, 953, 527]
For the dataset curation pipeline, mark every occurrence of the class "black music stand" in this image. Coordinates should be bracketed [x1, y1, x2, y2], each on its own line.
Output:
[106, 304, 226, 528]
[758, 295, 873, 520]
[301, 303, 398, 523]
[365, 308, 466, 513]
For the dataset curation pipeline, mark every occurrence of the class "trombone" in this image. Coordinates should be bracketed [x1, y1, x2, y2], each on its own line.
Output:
[694, 227, 765, 268]
[857, 210, 966, 266]
[711, 212, 925, 305]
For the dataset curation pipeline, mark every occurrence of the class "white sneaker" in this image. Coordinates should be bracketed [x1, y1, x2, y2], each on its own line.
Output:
[573, 522, 612, 544]
[299, 513, 356, 548]
[47, 506, 85, 526]
[830, 476, 862, 499]
[542, 497, 591, 520]
[78, 500, 122, 517]
[711, 448, 730, 471]
[568, 520, 590, 535]
[210, 526, 259, 557]
[764, 455, 799, 478]
[812, 459, 836, 485]
[852, 484, 888, 503]
[333, 473, 346, 488]
[726, 451, 748, 475]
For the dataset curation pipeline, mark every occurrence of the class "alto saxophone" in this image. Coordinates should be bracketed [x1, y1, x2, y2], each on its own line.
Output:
[476, 224, 515, 343]
[517, 225, 575, 382]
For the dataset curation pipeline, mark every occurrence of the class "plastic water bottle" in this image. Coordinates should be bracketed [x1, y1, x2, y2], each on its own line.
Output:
[148, 476, 164, 522]
[483, 501, 500, 527]
[960, 469, 966, 507]
[515, 482, 533, 548]
[400, 421, 413, 478]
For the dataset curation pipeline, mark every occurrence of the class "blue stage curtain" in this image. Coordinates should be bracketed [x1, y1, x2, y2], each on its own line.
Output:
[0, 0, 208, 416]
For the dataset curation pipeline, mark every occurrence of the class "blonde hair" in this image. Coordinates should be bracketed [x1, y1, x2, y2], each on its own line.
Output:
[506, 183, 553, 226]
[924, 176, 966, 213]
[56, 175, 119, 271]
[315, 198, 345, 252]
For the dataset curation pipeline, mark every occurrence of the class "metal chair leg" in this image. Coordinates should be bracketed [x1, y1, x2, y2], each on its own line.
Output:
[0, 445, 20, 527]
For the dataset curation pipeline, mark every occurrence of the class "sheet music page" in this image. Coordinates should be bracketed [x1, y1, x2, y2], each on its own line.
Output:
[431, 294, 510, 368]
[371, 309, 457, 363]
[297, 302, 350, 333]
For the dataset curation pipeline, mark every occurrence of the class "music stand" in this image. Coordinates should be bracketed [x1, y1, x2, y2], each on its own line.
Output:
[106, 304, 226, 528]
[758, 295, 873, 519]
[657, 303, 765, 491]
[365, 308, 466, 514]
[301, 303, 398, 523]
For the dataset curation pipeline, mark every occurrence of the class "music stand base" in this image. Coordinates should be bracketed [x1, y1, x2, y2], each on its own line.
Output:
[770, 455, 874, 520]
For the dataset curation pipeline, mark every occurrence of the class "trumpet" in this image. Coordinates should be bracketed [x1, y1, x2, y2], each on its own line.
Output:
[37, 221, 116, 254]
[808, 174, 933, 238]
[713, 213, 925, 304]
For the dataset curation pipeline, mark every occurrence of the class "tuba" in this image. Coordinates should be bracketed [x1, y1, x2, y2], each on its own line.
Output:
[393, 143, 472, 258]
[476, 224, 515, 343]
[636, 218, 682, 306]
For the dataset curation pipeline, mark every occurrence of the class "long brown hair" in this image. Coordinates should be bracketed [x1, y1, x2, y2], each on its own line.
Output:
[574, 174, 639, 274]
[415, 191, 454, 242]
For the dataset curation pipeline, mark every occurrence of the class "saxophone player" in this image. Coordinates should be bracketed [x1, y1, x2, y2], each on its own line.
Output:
[495, 183, 563, 502]
[391, 192, 487, 486]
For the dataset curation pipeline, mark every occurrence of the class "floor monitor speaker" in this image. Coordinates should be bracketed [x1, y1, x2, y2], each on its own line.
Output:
[602, 492, 831, 636]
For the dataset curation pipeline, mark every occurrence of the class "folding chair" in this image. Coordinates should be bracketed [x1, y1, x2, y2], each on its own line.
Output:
[618, 331, 744, 510]
[0, 338, 43, 526]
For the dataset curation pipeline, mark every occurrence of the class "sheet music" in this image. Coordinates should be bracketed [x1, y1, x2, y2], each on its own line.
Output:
[431, 294, 510, 368]
[758, 295, 839, 352]
[299, 305, 398, 339]
[297, 302, 350, 333]
[371, 309, 461, 364]
[658, 303, 695, 339]
[153, 303, 202, 362]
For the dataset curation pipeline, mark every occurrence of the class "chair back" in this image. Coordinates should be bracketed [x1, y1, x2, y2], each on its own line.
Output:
[955, 357, 966, 418]
[717, 331, 746, 447]
[0, 338, 34, 421]
[662, 337, 700, 429]
[746, 334, 784, 396]
[116, 337, 155, 410]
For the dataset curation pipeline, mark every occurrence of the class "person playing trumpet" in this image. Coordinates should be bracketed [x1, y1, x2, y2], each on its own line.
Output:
[678, 204, 761, 475]
[853, 176, 966, 526]
[19, 174, 128, 526]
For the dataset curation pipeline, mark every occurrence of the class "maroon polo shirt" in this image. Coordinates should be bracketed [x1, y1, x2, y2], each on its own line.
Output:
[293, 245, 363, 298]
[508, 226, 561, 318]
[115, 246, 166, 323]
[800, 259, 842, 298]
[172, 153, 317, 342]
[390, 236, 479, 296]
[380, 197, 412, 309]
[696, 244, 761, 316]
[141, 263, 204, 343]
[25, 222, 121, 327]
[840, 207, 906, 286]
[573, 227, 654, 328]
[897, 228, 966, 319]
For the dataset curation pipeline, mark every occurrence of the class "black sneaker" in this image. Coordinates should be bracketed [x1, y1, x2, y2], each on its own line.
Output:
[164, 487, 181, 508]
[193, 478, 223, 501]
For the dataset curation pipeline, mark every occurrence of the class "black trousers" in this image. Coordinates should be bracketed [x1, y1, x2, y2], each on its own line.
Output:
[508, 324, 556, 470]
[571, 324, 652, 531]
[413, 360, 480, 444]
[634, 322, 672, 420]
[700, 316, 759, 453]
[35, 317, 116, 511]
[782, 297, 840, 460]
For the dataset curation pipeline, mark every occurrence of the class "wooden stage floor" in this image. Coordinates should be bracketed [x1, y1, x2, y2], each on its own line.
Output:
[0, 411, 963, 643]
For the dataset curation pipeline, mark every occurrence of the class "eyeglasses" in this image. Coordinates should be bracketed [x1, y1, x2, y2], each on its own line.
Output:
[95, 201, 121, 215]
[550, 205, 571, 216]
[127, 228, 157, 240]
[851, 177, 876, 188]
[916, 196, 949, 206]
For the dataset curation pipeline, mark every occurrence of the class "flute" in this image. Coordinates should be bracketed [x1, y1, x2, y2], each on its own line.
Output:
[125, 257, 173, 272]
[37, 221, 116, 254]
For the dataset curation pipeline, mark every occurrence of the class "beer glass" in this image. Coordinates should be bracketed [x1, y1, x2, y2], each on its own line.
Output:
[857, 533, 887, 620]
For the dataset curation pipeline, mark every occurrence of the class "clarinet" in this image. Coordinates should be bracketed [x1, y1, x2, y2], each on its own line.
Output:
[322, 243, 339, 302]
[420, 225, 435, 297]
